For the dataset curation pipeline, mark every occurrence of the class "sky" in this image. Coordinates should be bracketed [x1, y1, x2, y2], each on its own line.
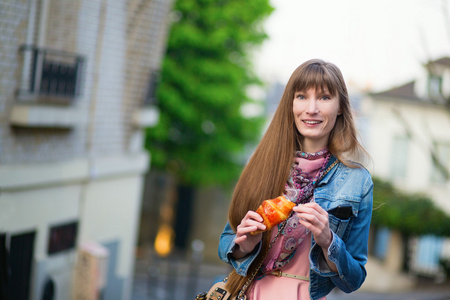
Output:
[252, 0, 450, 93]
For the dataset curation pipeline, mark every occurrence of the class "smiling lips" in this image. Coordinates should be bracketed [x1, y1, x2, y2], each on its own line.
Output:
[303, 120, 322, 125]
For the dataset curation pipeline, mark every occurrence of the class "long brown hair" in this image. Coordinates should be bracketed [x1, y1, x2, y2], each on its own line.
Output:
[226, 59, 367, 296]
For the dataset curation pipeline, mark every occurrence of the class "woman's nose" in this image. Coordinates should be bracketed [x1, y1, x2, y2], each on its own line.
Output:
[306, 99, 318, 114]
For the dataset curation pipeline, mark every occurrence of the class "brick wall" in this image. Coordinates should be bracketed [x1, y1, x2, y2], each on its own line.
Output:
[0, 0, 173, 164]
[123, 0, 173, 150]
[0, 0, 32, 162]
[0, 0, 87, 163]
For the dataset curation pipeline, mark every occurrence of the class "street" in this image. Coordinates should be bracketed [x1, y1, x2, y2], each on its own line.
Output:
[131, 256, 450, 300]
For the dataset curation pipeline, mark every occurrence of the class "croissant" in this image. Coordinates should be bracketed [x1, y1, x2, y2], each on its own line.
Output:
[251, 195, 295, 235]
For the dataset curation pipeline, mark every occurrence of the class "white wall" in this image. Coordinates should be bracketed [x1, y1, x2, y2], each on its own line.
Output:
[362, 95, 450, 214]
[0, 185, 81, 260]
[80, 174, 144, 298]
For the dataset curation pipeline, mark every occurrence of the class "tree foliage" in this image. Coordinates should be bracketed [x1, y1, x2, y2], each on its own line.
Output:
[145, 0, 273, 186]
[371, 177, 450, 236]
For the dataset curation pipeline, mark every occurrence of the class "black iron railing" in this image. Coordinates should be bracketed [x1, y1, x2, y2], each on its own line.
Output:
[18, 45, 85, 100]
[143, 70, 160, 106]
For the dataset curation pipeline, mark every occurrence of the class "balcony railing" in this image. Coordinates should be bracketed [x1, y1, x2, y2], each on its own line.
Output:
[143, 70, 160, 106]
[17, 45, 85, 102]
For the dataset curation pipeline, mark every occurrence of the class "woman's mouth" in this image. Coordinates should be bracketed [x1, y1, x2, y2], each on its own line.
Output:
[303, 120, 322, 125]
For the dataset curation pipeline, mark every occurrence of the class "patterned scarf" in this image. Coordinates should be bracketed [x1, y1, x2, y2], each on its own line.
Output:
[262, 148, 331, 272]
[285, 148, 331, 204]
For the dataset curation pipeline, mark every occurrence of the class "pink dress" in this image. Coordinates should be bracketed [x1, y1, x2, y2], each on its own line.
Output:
[246, 150, 330, 299]
[247, 232, 326, 300]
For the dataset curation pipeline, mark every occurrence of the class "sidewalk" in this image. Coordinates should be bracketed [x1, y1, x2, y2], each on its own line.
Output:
[359, 256, 416, 293]
[132, 254, 230, 300]
[132, 254, 450, 300]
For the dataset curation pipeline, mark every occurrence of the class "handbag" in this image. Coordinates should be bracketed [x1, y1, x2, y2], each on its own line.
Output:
[195, 221, 288, 300]
[195, 277, 242, 300]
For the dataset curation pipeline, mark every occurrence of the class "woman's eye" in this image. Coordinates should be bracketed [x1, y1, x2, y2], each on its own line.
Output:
[296, 94, 305, 100]
[320, 96, 331, 100]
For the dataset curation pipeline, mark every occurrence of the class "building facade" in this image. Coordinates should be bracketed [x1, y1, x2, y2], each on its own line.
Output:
[361, 57, 450, 279]
[0, 0, 173, 299]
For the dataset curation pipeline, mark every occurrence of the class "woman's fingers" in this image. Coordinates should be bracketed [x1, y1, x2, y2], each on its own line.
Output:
[236, 224, 260, 236]
[294, 203, 327, 223]
[294, 202, 326, 215]
[237, 211, 266, 233]
[244, 210, 264, 223]
[294, 203, 332, 248]
[233, 210, 266, 255]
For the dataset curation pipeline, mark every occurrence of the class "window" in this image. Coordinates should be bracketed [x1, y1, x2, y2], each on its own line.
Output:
[12, 46, 85, 127]
[48, 221, 78, 255]
[132, 70, 161, 127]
[390, 136, 409, 179]
[17, 45, 85, 102]
[428, 74, 443, 100]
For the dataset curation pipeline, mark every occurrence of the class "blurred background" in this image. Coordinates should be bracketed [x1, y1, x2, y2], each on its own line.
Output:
[0, 0, 449, 300]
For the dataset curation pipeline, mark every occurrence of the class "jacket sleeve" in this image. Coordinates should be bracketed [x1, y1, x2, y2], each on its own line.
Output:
[218, 222, 262, 276]
[310, 175, 373, 293]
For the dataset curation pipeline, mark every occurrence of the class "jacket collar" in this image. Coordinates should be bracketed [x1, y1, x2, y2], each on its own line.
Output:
[318, 156, 340, 186]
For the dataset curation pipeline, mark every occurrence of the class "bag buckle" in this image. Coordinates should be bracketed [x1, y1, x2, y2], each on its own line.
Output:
[273, 270, 282, 277]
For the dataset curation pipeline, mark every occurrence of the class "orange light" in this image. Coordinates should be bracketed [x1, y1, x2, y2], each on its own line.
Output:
[154, 224, 174, 257]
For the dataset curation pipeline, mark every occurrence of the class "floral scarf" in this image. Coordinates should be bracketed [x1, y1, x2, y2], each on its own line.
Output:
[262, 148, 331, 272]
[285, 148, 331, 204]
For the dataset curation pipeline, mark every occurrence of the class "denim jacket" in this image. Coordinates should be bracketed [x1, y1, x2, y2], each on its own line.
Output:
[218, 159, 373, 300]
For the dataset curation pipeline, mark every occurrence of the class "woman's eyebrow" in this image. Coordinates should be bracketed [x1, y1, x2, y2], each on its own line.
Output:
[318, 88, 333, 95]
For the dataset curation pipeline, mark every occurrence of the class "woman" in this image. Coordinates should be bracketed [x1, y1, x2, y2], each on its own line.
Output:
[218, 59, 373, 300]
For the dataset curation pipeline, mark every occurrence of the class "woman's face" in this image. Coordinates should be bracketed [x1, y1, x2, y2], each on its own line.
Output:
[293, 87, 341, 153]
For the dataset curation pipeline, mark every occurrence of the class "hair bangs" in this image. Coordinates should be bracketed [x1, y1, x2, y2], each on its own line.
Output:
[292, 63, 339, 96]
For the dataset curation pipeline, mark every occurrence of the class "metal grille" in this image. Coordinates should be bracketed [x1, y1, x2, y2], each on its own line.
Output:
[48, 221, 78, 255]
[143, 70, 160, 106]
[18, 45, 85, 100]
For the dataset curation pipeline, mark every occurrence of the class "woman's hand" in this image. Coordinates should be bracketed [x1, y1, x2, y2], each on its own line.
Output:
[232, 211, 266, 259]
[293, 203, 332, 248]
[293, 202, 338, 272]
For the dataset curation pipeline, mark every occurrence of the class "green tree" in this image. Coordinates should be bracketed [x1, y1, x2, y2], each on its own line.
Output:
[146, 0, 273, 187]
[371, 177, 450, 236]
